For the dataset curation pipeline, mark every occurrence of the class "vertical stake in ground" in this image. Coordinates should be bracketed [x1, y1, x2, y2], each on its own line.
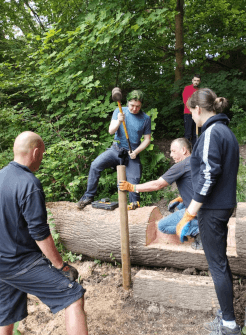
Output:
[117, 165, 131, 290]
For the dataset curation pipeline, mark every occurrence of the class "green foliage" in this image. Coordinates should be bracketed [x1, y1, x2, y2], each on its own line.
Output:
[94, 259, 102, 266]
[199, 70, 246, 107]
[13, 322, 21, 335]
[229, 98, 246, 144]
[0, 149, 13, 170]
[139, 147, 170, 206]
[48, 209, 82, 262]
[1, 0, 246, 207]
[162, 186, 179, 203]
[109, 252, 121, 267]
[236, 160, 246, 203]
[36, 139, 104, 202]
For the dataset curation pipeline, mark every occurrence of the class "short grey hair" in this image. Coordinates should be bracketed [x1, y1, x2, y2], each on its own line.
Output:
[171, 138, 192, 153]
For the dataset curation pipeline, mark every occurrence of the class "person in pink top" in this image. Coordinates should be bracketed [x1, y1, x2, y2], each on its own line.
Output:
[182, 74, 201, 147]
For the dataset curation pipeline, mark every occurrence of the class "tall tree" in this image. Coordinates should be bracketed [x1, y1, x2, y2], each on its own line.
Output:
[175, 0, 184, 82]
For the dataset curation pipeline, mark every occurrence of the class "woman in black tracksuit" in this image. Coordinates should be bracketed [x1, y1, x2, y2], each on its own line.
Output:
[178, 88, 240, 334]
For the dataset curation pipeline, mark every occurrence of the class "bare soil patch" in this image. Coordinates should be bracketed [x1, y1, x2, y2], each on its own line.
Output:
[18, 261, 246, 335]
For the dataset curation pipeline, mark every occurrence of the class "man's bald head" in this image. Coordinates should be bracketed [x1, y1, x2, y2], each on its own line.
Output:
[14, 131, 43, 156]
[14, 131, 45, 172]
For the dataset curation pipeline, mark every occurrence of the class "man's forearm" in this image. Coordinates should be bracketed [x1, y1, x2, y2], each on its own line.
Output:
[135, 178, 169, 192]
[36, 234, 63, 269]
[134, 136, 151, 155]
[109, 119, 121, 135]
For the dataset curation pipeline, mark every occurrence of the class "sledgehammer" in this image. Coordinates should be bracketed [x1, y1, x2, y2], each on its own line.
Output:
[112, 87, 132, 153]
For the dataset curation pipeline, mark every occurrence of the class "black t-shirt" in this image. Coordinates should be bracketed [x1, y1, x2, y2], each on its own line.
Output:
[0, 162, 50, 276]
[161, 156, 193, 208]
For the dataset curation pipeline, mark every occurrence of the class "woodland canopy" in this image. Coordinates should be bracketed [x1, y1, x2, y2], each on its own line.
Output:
[0, 0, 246, 204]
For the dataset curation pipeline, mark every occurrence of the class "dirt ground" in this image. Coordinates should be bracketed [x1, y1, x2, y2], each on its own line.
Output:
[17, 140, 246, 335]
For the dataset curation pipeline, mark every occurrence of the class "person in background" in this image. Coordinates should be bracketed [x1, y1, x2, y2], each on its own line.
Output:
[183, 74, 201, 147]
[176, 88, 240, 335]
[0, 131, 88, 335]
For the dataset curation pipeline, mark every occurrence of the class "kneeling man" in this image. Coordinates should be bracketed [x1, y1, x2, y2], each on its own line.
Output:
[119, 138, 202, 248]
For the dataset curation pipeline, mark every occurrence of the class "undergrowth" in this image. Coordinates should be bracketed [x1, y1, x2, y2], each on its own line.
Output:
[48, 209, 82, 262]
[237, 159, 246, 203]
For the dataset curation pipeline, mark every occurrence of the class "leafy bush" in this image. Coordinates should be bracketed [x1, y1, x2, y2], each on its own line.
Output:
[229, 98, 246, 144]
[237, 160, 246, 203]
[36, 138, 108, 202]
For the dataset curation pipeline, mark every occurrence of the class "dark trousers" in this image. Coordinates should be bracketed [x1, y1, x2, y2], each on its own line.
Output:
[198, 208, 234, 321]
[83, 145, 142, 203]
[184, 114, 197, 147]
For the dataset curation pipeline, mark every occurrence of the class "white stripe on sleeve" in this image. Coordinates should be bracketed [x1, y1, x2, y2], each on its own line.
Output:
[200, 124, 216, 196]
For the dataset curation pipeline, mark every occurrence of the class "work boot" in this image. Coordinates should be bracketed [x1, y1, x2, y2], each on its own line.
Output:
[127, 201, 140, 210]
[77, 196, 94, 210]
[209, 321, 241, 335]
[204, 309, 222, 331]
[191, 233, 203, 250]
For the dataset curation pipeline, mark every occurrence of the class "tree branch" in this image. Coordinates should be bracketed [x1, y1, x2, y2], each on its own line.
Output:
[24, 1, 46, 32]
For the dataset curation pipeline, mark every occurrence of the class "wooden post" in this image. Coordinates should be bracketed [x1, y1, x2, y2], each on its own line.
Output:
[117, 165, 131, 290]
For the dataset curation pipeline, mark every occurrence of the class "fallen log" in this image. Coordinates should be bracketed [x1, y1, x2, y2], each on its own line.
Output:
[46, 202, 246, 275]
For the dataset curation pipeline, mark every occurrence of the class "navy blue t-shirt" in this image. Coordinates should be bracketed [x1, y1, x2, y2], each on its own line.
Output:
[161, 156, 193, 208]
[0, 162, 50, 276]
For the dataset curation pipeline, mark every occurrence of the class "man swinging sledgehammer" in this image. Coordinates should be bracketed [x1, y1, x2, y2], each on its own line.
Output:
[77, 89, 151, 210]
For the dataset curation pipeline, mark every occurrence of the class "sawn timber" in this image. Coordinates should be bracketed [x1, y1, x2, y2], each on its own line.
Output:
[46, 202, 246, 275]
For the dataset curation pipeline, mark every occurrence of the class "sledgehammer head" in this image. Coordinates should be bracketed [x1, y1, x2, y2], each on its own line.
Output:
[112, 87, 122, 102]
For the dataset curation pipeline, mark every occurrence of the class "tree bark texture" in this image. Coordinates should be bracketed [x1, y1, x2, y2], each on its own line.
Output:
[46, 202, 246, 275]
[175, 0, 184, 82]
[133, 270, 219, 312]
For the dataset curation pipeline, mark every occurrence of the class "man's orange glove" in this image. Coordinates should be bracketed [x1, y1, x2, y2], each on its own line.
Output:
[118, 181, 135, 192]
[176, 210, 196, 242]
[168, 196, 183, 212]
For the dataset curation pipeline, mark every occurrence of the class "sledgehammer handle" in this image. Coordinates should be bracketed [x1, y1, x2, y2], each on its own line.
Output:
[117, 101, 132, 153]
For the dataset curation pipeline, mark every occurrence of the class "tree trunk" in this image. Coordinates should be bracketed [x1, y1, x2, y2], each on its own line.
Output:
[175, 0, 184, 82]
[46, 202, 246, 275]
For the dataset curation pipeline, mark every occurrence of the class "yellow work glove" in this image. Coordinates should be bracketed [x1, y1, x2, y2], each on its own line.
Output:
[168, 196, 183, 212]
[118, 181, 135, 192]
[176, 210, 196, 243]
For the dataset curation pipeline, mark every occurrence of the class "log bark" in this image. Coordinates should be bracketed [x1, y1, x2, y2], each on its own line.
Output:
[46, 202, 246, 275]
[133, 270, 219, 312]
[235, 202, 246, 257]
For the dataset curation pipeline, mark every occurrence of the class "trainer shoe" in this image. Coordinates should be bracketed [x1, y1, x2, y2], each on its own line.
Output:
[209, 321, 241, 335]
[77, 197, 94, 209]
[204, 309, 222, 331]
[191, 233, 203, 250]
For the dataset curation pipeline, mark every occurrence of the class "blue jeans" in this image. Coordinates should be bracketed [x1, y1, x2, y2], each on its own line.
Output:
[83, 145, 142, 203]
[158, 206, 199, 237]
[198, 208, 234, 321]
